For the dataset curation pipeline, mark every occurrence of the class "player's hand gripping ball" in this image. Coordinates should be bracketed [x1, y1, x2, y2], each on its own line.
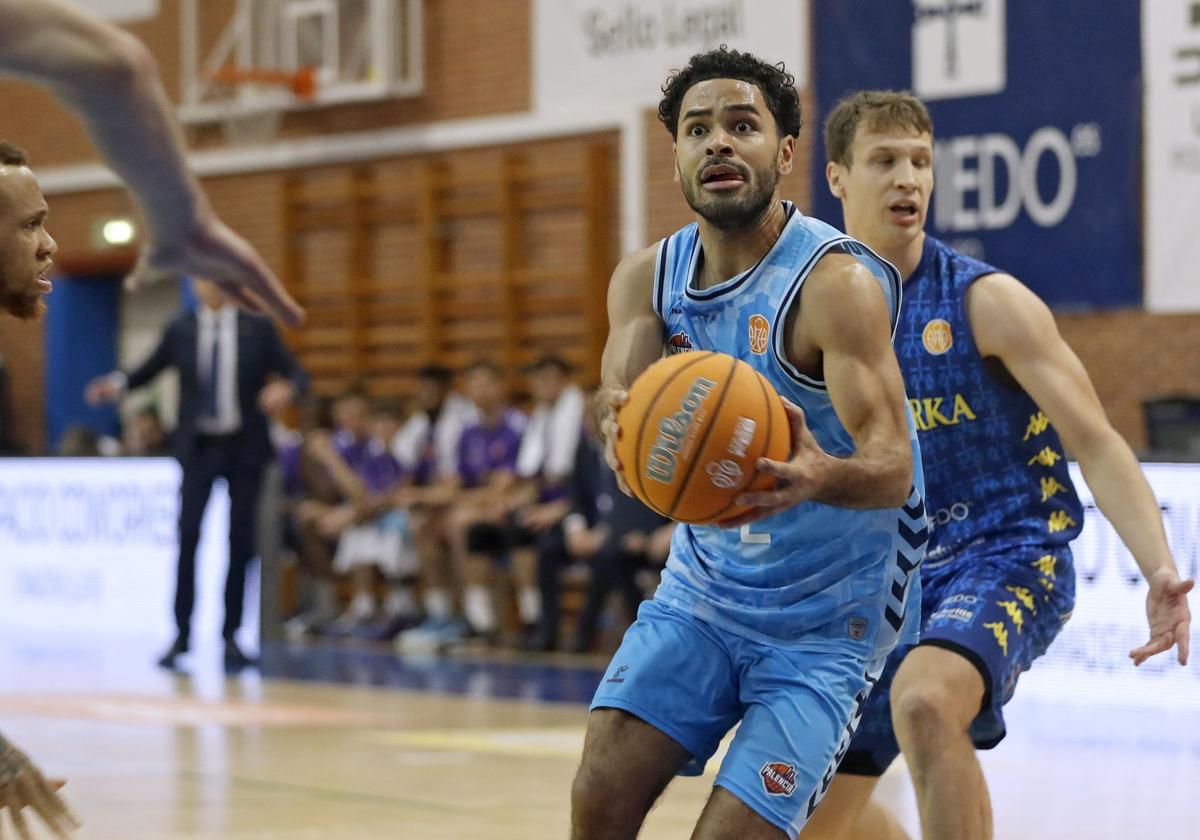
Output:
[616, 351, 789, 524]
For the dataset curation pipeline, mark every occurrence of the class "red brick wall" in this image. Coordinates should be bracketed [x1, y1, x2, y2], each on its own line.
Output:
[0, 0, 531, 164]
[1058, 311, 1200, 451]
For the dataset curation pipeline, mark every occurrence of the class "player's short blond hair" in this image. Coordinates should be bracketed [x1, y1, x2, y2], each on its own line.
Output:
[824, 91, 933, 166]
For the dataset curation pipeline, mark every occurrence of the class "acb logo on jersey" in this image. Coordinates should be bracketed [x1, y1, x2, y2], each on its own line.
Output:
[748, 314, 770, 355]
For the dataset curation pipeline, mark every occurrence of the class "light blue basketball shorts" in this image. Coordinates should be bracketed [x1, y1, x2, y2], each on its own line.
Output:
[590, 598, 885, 838]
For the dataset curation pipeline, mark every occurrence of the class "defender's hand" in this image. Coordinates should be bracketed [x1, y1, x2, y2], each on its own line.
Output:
[125, 214, 304, 327]
[1130, 566, 1194, 666]
[0, 738, 80, 839]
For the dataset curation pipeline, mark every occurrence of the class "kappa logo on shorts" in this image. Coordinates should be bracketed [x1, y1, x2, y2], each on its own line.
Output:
[760, 762, 797, 797]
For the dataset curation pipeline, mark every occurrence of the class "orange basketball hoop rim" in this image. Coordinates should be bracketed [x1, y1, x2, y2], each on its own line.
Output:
[209, 65, 319, 100]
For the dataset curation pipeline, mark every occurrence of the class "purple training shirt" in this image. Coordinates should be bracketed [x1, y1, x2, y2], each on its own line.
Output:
[456, 409, 525, 488]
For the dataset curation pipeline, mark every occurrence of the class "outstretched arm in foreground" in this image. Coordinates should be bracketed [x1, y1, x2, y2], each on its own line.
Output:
[0, 0, 303, 325]
[0, 731, 79, 838]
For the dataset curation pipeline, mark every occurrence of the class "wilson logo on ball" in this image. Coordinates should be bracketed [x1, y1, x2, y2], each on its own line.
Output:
[706, 459, 743, 489]
[645, 376, 717, 484]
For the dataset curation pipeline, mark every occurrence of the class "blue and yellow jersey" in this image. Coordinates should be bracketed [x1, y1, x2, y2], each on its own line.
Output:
[896, 235, 1083, 568]
[650, 203, 927, 651]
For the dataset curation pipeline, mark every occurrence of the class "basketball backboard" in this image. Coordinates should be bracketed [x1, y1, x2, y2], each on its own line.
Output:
[179, 0, 423, 125]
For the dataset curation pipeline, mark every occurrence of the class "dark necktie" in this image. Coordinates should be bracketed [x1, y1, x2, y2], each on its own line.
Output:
[201, 322, 220, 422]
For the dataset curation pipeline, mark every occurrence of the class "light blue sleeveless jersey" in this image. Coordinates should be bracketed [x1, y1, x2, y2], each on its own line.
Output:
[650, 203, 928, 652]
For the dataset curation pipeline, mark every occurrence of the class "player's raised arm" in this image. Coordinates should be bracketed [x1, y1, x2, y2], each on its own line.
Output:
[0, 0, 304, 325]
[596, 247, 664, 482]
[734, 255, 912, 520]
[968, 273, 1193, 666]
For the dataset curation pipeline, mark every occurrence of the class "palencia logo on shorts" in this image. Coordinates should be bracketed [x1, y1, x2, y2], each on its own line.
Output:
[760, 761, 797, 797]
[645, 376, 717, 483]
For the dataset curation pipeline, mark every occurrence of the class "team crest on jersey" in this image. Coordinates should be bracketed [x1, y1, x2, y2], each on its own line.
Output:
[922, 319, 953, 355]
[760, 762, 797, 796]
[667, 330, 694, 354]
[748, 314, 770, 355]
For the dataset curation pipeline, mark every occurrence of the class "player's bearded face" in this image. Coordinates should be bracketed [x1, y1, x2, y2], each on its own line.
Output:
[0, 167, 55, 321]
[674, 79, 792, 231]
[680, 154, 780, 230]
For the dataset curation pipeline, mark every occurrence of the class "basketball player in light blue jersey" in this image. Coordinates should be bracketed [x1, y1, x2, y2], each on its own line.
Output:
[570, 48, 928, 840]
[801, 91, 1194, 840]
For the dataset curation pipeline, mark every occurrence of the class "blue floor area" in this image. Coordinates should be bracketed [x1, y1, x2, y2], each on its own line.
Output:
[259, 642, 608, 704]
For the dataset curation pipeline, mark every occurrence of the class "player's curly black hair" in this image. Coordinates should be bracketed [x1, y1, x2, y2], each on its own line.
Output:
[658, 46, 802, 139]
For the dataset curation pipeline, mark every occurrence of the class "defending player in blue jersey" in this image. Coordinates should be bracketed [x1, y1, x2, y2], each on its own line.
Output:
[800, 91, 1195, 840]
[569, 49, 928, 840]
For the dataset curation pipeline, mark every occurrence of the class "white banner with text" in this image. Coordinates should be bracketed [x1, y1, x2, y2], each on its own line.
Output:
[533, 0, 808, 113]
[1144, 0, 1200, 312]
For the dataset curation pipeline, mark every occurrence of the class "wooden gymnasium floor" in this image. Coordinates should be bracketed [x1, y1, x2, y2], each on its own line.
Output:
[2, 635, 1197, 839]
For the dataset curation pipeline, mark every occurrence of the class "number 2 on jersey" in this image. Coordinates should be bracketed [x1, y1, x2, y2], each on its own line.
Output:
[740, 524, 771, 545]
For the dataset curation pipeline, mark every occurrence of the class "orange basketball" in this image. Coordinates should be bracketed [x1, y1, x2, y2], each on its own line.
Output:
[616, 351, 790, 525]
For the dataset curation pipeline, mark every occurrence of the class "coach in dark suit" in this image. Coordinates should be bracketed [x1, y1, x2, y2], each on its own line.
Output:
[87, 278, 308, 669]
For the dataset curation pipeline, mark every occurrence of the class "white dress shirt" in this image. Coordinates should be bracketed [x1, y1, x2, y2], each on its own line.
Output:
[196, 305, 242, 435]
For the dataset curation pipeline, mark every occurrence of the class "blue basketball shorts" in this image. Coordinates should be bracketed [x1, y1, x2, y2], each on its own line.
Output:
[841, 544, 1075, 775]
[590, 598, 887, 839]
